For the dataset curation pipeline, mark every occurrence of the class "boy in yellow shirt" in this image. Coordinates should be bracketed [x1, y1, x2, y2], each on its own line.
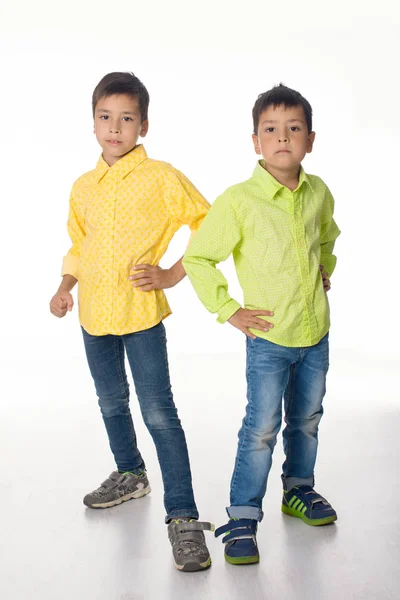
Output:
[183, 84, 340, 565]
[50, 72, 213, 572]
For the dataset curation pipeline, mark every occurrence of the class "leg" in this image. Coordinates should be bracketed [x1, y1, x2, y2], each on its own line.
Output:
[228, 337, 295, 521]
[123, 322, 198, 522]
[82, 328, 145, 474]
[282, 333, 329, 491]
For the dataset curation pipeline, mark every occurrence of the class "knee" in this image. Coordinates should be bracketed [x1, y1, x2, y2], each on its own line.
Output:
[142, 406, 180, 431]
[98, 394, 129, 419]
[245, 421, 281, 450]
[287, 409, 323, 434]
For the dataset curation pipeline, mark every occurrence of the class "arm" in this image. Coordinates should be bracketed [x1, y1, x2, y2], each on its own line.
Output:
[130, 169, 210, 291]
[320, 187, 340, 278]
[129, 257, 186, 291]
[182, 192, 273, 338]
[50, 185, 85, 318]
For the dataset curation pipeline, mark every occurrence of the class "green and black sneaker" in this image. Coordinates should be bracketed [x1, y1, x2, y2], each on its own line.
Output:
[282, 486, 337, 526]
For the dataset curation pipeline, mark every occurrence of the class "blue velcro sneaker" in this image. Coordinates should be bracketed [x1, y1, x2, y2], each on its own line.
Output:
[215, 519, 259, 565]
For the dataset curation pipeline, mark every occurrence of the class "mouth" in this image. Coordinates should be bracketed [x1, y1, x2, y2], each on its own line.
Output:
[106, 140, 122, 146]
[276, 149, 291, 154]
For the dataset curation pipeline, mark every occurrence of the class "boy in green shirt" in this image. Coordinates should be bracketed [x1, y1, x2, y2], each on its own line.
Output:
[183, 84, 340, 565]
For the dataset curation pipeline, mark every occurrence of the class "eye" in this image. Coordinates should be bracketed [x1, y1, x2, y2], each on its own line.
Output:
[122, 117, 133, 122]
[99, 115, 109, 120]
[290, 126, 300, 131]
[265, 127, 275, 133]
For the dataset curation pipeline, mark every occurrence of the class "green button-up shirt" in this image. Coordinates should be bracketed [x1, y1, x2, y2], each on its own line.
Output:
[183, 161, 340, 347]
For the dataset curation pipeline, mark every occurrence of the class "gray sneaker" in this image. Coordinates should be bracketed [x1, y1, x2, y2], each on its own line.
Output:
[83, 471, 151, 508]
[168, 518, 214, 572]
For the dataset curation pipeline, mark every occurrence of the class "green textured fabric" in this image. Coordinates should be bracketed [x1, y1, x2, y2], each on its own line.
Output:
[183, 161, 340, 347]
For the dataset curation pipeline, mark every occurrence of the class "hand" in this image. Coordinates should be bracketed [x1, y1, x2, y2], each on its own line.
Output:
[319, 264, 331, 292]
[50, 291, 74, 318]
[228, 308, 274, 340]
[129, 264, 178, 291]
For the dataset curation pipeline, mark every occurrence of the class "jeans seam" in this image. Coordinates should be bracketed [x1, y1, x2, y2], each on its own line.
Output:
[283, 363, 296, 482]
[230, 340, 254, 502]
[114, 336, 129, 400]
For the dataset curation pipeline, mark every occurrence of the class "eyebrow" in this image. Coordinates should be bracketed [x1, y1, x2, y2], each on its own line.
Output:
[96, 109, 138, 115]
[261, 118, 305, 125]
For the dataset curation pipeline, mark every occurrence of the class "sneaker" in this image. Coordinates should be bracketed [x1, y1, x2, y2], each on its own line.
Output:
[168, 518, 214, 572]
[215, 519, 259, 565]
[281, 485, 337, 526]
[83, 471, 151, 509]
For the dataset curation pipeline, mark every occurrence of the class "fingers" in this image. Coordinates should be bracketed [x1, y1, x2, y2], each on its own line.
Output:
[253, 318, 274, 332]
[249, 309, 274, 317]
[132, 264, 152, 271]
[131, 275, 152, 286]
[50, 294, 73, 318]
[129, 272, 151, 281]
[228, 308, 274, 338]
[133, 281, 157, 292]
[50, 301, 67, 318]
[244, 328, 257, 340]
[131, 277, 158, 291]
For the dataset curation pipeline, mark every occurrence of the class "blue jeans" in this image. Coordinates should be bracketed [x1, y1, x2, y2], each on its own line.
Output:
[228, 333, 329, 522]
[82, 322, 198, 522]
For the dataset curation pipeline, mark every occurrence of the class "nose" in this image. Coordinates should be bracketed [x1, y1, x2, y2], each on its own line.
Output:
[278, 132, 288, 143]
[109, 120, 121, 134]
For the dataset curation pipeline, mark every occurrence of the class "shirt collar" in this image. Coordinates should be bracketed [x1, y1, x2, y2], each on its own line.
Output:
[94, 144, 148, 183]
[252, 160, 314, 197]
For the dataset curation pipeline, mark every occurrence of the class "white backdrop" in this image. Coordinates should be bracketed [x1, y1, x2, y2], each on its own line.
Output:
[0, 0, 399, 362]
[1, 3, 400, 599]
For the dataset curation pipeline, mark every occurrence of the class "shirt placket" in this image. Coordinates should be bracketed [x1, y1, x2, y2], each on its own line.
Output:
[102, 169, 118, 329]
[293, 189, 318, 344]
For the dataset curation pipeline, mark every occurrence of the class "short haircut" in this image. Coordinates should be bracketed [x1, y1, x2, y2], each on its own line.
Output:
[252, 84, 313, 134]
[92, 72, 150, 122]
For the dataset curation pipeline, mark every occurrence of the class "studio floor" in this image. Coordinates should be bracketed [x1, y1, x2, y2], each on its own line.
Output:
[2, 349, 399, 600]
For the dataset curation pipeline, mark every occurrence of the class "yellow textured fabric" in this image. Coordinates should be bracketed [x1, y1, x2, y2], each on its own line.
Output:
[183, 161, 340, 347]
[62, 145, 210, 335]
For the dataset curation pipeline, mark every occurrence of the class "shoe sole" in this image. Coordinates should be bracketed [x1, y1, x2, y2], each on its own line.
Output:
[281, 504, 337, 526]
[224, 553, 259, 565]
[84, 484, 151, 509]
[174, 557, 212, 572]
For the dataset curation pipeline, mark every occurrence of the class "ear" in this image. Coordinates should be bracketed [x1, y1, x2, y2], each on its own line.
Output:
[307, 131, 316, 153]
[140, 120, 149, 138]
[252, 133, 261, 155]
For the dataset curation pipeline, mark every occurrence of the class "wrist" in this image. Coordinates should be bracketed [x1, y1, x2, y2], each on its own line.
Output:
[168, 264, 185, 286]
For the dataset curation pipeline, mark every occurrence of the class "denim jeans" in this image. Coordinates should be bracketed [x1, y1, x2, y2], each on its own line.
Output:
[228, 333, 329, 521]
[82, 322, 198, 522]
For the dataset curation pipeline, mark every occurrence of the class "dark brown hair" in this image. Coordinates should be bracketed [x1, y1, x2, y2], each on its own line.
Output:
[92, 72, 150, 122]
[252, 84, 313, 134]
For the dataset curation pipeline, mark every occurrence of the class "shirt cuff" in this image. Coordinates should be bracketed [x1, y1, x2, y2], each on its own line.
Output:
[320, 254, 337, 277]
[216, 299, 242, 324]
[62, 254, 79, 278]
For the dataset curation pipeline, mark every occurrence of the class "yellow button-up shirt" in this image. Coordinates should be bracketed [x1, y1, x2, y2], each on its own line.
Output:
[62, 145, 210, 335]
[183, 161, 340, 347]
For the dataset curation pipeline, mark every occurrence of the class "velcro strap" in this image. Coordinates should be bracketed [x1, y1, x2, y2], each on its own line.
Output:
[222, 531, 255, 544]
[310, 496, 327, 506]
[169, 521, 215, 534]
[215, 519, 257, 539]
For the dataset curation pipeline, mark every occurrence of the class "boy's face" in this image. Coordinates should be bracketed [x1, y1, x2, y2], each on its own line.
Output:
[252, 104, 315, 177]
[94, 94, 148, 166]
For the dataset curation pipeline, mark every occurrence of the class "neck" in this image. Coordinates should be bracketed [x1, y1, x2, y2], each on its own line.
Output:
[263, 163, 301, 192]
